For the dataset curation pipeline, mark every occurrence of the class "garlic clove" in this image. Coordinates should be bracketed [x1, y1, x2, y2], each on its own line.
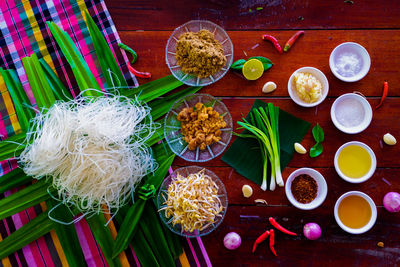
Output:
[383, 133, 397, 146]
[294, 142, 307, 154]
[262, 81, 277, 94]
[242, 184, 253, 198]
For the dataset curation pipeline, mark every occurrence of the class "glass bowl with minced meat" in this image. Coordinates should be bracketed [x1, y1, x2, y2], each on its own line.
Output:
[164, 94, 233, 162]
[165, 20, 234, 86]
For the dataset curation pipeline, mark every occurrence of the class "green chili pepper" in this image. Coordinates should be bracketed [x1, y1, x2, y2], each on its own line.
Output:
[118, 42, 138, 64]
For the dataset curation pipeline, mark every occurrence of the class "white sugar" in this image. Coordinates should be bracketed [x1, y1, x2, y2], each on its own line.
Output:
[335, 98, 365, 127]
[334, 52, 362, 77]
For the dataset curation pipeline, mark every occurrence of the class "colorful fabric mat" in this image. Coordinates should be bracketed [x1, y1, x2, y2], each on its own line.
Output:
[0, 1, 210, 266]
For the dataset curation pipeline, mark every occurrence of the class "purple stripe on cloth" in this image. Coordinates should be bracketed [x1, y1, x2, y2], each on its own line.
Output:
[186, 238, 201, 267]
[196, 236, 213, 267]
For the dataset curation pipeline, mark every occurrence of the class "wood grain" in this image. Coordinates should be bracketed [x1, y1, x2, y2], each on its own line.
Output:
[202, 206, 400, 266]
[119, 30, 400, 97]
[106, 0, 400, 31]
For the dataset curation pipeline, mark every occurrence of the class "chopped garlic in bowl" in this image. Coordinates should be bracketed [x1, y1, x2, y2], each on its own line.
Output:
[293, 72, 322, 103]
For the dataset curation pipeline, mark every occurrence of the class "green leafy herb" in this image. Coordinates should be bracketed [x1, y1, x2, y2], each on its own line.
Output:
[230, 57, 273, 72]
[310, 123, 324, 158]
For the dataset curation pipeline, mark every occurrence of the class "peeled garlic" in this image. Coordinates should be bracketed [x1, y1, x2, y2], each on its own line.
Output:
[383, 133, 397, 146]
[262, 81, 277, 93]
[242, 185, 253, 198]
[294, 142, 307, 154]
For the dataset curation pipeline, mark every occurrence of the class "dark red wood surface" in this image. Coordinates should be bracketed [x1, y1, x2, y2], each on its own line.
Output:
[107, 1, 400, 266]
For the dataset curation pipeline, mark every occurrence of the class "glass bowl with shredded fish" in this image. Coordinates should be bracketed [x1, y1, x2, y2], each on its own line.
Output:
[165, 20, 234, 86]
[164, 93, 233, 162]
[156, 166, 228, 238]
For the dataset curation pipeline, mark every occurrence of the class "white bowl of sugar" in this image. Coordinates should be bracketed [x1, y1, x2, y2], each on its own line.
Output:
[331, 93, 372, 134]
[329, 42, 371, 82]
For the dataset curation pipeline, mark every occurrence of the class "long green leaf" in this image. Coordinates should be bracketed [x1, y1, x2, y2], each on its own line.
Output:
[0, 212, 53, 259]
[84, 10, 127, 89]
[131, 229, 160, 267]
[47, 21, 102, 97]
[86, 214, 122, 267]
[0, 68, 33, 132]
[112, 198, 146, 258]
[144, 125, 164, 147]
[22, 57, 48, 109]
[138, 78, 183, 103]
[39, 58, 72, 102]
[140, 202, 175, 266]
[0, 168, 32, 194]
[46, 200, 87, 267]
[0, 180, 54, 220]
[149, 86, 202, 120]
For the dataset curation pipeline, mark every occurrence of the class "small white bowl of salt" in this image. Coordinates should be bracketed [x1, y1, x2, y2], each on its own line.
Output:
[331, 93, 372, 134]
[329, 42, 371, 82]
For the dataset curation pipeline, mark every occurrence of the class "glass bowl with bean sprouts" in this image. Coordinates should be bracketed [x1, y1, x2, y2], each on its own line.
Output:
[156, 166, 228, 238]
[164, 93, 232, 162]
[165, 20, 234, 86]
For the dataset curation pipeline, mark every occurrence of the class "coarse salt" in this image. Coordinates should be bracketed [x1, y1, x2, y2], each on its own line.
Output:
[334, 52, 362, 77]
[335, 98, 365, 127]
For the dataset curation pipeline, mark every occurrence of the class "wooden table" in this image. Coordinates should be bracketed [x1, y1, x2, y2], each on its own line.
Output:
[107, 1, 400, 265]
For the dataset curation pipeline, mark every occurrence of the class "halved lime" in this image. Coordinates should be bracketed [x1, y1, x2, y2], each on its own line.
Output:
[242, 59, 264, 80]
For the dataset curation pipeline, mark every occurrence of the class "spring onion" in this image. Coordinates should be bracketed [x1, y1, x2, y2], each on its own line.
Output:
[236, 103, 283, 191]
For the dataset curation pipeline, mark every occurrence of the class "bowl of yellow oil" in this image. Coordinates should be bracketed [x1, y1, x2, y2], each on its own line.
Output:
[334, 141, 376, 183]
[334, 191, 377, 234]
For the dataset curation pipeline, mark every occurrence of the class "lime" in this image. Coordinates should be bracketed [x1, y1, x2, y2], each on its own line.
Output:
[242, 59, 264, 80]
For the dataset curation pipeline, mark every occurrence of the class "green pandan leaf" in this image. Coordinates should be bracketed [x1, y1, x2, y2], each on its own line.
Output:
[39, 58, 72, 102]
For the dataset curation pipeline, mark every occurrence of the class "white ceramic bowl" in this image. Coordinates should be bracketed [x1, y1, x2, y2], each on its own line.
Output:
[334, 191, 377, 234]
[334, 141, 376, 184]
[285, 168, 328, 210]
[329, 42, 371, 82]
[331, 93, 372, 134]
[288, 67, 329, 107]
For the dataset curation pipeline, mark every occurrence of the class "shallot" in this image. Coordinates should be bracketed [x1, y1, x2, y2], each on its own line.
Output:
[223, 232, 241, 250]
[383, 192, 400, 213]
[303, 223, 321, 240]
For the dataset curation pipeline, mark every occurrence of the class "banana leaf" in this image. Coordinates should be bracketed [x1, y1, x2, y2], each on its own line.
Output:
[222, 100, 311, 185]
[84, 10, 127, 89]
[39, 58, 72, 102]
[0, 179, 55, 220]
[0, 68, 34, 132]
[0, 168, 32, 194]
[86, 214, 122, 267]
[46, 200, 87, 267]
[47, 21, 102, 98]
[112, 144, 175, 258]
[0, 212, 53, 259]
[149, 86, 202, 120]
[0, 133, 27, 162]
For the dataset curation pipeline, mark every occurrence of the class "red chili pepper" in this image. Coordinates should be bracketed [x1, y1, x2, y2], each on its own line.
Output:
[261, 34, 283, 54]
[128, 64, 152, 79]
[269, 217, 297, 236]
[375, 81, 389, 110]
[269, 229, 277, 256]
[252, 230, 270, 253]
[283, 31, 304, 52]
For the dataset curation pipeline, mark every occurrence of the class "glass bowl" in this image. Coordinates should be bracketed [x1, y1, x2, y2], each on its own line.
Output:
[156, 166, 228, 238]
[164, 93, 233, 162]
[165, 20, 234, 86]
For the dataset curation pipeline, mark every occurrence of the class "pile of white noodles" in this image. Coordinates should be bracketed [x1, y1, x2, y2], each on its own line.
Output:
[19, 93, 157, 213]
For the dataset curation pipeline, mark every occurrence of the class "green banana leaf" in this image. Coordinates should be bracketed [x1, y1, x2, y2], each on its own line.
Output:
[0, 68, 34, 132]
[86, 214, 122, 267]
[149, 86, 202, 120]
[0, 179, 55, 220]
[0, 212, 53, 259]
[46, 200, 87, 267]
[47, 21, 102, 98]
[0, 168, 32, 194]
[0, 133, 27, 162]
[84, 10, 127, 89]
[39, 58, 73, 102]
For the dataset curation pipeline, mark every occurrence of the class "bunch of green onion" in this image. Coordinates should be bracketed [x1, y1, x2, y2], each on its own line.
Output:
[237, 103, 283, 191]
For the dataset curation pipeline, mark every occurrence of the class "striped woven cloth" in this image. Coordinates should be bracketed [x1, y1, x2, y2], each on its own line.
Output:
[0, 0, 211, 266]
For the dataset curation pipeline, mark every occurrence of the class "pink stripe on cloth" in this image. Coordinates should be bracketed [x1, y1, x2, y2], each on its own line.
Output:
[186, 237, 201, 267]
[25, 206, 55, 267]
[76, 218, 106, 267]
[59, 0, 103, 88]
[196, 236, 213, 267]
[75, 219, 100, 267]
[7, 0, 33, 56]
[0, 118, 8, 139]
[129, 245, 141, 267]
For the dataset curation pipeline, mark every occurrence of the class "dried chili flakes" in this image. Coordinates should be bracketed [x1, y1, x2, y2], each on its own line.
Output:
[291, 174, 318, 203]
